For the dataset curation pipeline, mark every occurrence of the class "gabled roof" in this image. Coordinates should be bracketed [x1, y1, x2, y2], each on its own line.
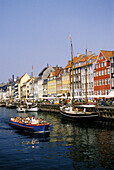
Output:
[75, 59, 97, 69]
[20, 73, 26, 80]
[90, 55, 98, 60]
[65, 54, 85, 69]
[101, 50, 114, 61]
[38, 67, 47, 76]
[51, 68, 62, 77]
[26, 78, 31, 83]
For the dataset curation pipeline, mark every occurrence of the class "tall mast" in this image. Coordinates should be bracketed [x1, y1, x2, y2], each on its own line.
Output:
[85, 49, 87, 103]
[69, 33, 74, 110]
[32, 65, 34, 106]
[20, 83, 21, 106]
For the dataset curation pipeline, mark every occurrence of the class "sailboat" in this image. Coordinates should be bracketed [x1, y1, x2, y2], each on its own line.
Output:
[60, 34, 99, 121]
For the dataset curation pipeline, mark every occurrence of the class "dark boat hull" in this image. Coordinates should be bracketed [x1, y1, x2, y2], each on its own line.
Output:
[9, 121, 50, 132]
[60, 110, 99, 121]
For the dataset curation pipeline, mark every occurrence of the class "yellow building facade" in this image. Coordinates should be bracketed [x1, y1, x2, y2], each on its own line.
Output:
[62, 71, 70, 97]
[47, 72, 57, 97]
[18, 73, 30, 100]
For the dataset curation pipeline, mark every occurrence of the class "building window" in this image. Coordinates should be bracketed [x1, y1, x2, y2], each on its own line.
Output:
[103, 90, 105, 95]
[97, 72, 98, 76]
[94, 81, 96, 86]
[99, 71, 101, 76]
[100, 90, 102, 95]
[102, 70, 104, 75]
[105, 79, 107, 85]
[112, 78, 114, 87]
[104, 61, 106, 66]
[102, 62, 104, 67]
[108, 69, 110, 74]
[97, 80, 99, 86]
[99, 80, 101, 85]
[111, 67, 114, 73]
[108, 78, 110, 84]
[105, 69, 107, 75]
[111, 58, 113, 63]
[105, 90, 107, 95]
[99, 63, 101, 68]
[102, 79, 104, 85]
[96, 64, 98, 69]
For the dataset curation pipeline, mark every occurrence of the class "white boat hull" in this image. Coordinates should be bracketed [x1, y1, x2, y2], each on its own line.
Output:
[26, 107, 39, 112]
[17, 107, 26, 113]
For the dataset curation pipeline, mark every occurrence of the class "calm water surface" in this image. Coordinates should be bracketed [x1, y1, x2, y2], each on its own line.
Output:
[0, 107, 113, 170]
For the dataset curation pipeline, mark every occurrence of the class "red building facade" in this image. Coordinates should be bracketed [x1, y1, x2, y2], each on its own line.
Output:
[94, 50, 114, 96]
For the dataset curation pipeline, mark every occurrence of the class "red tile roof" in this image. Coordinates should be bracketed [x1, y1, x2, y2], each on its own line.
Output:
[52, 69, 62, 77]
[65, 54, 85, 69]
[101, 50, 114, 61]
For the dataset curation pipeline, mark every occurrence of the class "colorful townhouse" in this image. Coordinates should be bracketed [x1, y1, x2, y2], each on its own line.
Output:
[94, 50, 114, 97]
[61, 69, 70, 98]
[47, 66, 62, 98]
[56, 68, 63, 100]
[67, 53, 85, 98]
[18, 73, 30, 101]
[38, 65, 55, 100]
[80, 54, 97, 100]
[34, 77, 38, 101]
[109, 55, 114, 97]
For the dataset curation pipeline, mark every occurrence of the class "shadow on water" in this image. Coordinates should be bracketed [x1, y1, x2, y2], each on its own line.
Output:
[14, 130, 50, 142]
[60, 115, 114, 131]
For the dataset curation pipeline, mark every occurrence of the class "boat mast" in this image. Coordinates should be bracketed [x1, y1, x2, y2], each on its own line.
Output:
[85, 49, 87, 104]
[69, 33, 74, 110]
[20, 83, 21, 106]
[32, 65, 34, 106]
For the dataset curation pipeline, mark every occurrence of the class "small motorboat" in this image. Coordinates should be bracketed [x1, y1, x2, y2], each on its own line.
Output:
[9, 120, 50, 133]
[26, 105, 40, 112]
[17, 107, 27, 113]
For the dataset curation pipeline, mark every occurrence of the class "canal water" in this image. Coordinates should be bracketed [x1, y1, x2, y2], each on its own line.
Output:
[0, 107, 113, 170]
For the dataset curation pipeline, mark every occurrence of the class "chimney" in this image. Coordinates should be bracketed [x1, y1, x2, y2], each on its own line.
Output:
[56, 65, 58, 70]
[12, 75, 14, 82]
[88, 51, 92, 56]
[31, 72, 33, 78]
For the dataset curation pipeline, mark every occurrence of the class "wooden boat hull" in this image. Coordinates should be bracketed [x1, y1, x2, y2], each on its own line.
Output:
[9, 121, 50, 132]
[60, 110, 99, 121]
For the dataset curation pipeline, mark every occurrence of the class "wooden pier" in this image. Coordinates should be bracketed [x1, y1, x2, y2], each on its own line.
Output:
[98, 106, 114, 121]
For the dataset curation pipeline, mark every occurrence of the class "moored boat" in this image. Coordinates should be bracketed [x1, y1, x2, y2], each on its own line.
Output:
[9, 120, 50, 133]
[60, 104, 99, 121]
[17, 107, 27, 113]
[6, 103, 16, 108]
[26, 106, 40, 112]
[0, 102, 6, 107]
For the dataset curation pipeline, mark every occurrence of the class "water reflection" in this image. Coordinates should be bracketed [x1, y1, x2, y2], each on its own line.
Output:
[0, 108, 114, 169]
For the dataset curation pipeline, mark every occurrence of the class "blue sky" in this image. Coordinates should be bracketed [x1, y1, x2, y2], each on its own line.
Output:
[0, 0, 114, 82]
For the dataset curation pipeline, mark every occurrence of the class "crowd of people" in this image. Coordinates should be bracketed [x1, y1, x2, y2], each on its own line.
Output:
[10, 116, 45, 125]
